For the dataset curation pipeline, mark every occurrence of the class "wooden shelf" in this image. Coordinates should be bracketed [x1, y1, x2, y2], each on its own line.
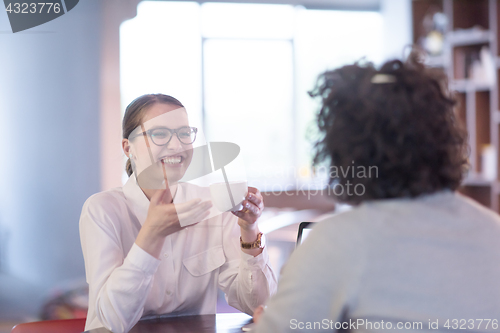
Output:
[494, 110, 500, 124]
[494, 111, 500, 124]
[462, 175, 494, 187]
[448, 29, 493, 46]
[450, 80, 492, 92]
[413, 0, 500, 213]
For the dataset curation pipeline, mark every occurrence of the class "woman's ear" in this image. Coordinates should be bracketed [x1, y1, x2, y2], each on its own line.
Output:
[122, 138, 132, 158]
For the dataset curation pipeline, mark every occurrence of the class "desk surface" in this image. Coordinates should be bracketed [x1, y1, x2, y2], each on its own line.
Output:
[83, 313, 253, 333]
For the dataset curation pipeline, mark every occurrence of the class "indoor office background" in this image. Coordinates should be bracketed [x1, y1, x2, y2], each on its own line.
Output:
[0, 0, 410, 330]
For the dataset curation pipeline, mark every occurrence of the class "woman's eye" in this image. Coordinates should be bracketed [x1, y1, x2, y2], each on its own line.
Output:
[152, 131, 168, 139]
[179, 131, 191, 138]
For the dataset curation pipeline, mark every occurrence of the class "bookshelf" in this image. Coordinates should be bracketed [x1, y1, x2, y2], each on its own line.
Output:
[412, 0, 500, 212]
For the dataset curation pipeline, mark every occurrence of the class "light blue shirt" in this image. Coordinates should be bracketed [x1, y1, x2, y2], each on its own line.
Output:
[255, 191, 500, 332]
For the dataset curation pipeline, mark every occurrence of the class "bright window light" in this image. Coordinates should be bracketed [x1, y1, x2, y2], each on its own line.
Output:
[120, 1, 203, 124]
[203, 39, 294, 189]
[120, 1, 383, 189]
[294, 8, 384, 181]
[201, 3, 295, 39]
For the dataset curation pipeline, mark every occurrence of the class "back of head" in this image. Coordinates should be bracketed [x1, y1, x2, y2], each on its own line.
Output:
[310, 50, 468, 204]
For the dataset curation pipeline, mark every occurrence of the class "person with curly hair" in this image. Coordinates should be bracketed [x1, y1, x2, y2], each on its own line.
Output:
[252, 53, 500, 332]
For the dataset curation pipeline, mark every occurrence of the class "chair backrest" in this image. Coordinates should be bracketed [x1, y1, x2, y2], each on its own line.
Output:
[296, 222, 316, 246]
[11, 318, 86, 333]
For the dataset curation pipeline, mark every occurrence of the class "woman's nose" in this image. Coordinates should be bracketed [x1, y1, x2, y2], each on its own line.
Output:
[167, 134, 183, 150]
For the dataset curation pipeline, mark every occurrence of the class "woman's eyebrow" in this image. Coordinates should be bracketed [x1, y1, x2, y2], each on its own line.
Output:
[145, 125, 189, 131]
[146, 125, 170, 131]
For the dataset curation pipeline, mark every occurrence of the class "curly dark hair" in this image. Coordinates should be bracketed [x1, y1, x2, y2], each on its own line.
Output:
[309, 51, 468, 204]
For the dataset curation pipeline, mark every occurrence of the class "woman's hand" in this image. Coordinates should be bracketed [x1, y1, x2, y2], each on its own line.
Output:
[145, 189, 212, 237]
[232, 187, 264, 231]
[136, 189, 212, 258]
[232, 187, 265, 257]
[253, 305, 266, 324]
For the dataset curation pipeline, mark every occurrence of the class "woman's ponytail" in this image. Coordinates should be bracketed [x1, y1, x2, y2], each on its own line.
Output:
[125, 159, 133, 177]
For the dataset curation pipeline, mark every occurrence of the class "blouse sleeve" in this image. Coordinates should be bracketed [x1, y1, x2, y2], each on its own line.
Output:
[79, 194, 160, 333]
[217, 213, 278, 315]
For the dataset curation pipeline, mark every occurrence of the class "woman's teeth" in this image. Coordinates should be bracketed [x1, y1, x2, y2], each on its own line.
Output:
[161, 156, 182, 165]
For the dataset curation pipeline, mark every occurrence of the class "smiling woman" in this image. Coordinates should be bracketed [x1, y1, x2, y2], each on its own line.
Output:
[79, 93, 277, 333]
[122, 94, 185, 178]
[124, 103, 195, 194]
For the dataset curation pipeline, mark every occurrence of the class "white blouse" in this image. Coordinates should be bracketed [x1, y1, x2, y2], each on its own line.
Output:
[79, 175, 277, 333]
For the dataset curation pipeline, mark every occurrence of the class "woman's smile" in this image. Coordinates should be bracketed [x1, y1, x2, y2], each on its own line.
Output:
[160, 154, 186, 167]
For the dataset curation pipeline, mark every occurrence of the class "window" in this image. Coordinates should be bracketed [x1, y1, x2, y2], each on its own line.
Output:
[120, 1, 383, 190]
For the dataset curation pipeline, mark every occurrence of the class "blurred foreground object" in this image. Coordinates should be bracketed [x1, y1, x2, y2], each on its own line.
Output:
[39, 283, 88, 320]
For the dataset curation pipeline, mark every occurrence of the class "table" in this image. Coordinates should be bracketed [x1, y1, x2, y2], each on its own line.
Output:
[83, 313, 253, 333]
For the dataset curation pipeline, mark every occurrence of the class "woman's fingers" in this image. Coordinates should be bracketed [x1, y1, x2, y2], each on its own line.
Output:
[232, 188, 264, 225]
[246, 187, 264, 211]
[252, 305, 265, 324]
[150, 188, 168, 205]
[190, 201, 212, 215]
[177, 209, 208, 227]
[174, 198, 203, 213]
[243, 200, 260, 215]
[232, 205, 256, 223]
[247, 187, 264, 210]
[176, 200, 212, 224]
[247, 192, 263, 209]
[150, 188, 179, 205]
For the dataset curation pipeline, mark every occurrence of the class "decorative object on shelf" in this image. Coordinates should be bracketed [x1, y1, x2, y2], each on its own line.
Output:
[421, 7, 448, 55]
[470, 46, 495, 85]
[449, 26, 491, 44]
[481, 144, 497, 181]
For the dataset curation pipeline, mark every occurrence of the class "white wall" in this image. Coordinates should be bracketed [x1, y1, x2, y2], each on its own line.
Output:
[0, 0, 102, 315]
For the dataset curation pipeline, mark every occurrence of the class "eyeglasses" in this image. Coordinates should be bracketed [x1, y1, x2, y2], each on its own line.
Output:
[133, 126, 198, 146]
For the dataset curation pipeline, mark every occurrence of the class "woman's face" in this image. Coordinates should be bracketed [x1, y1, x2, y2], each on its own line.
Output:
[127, 103, 194, 187]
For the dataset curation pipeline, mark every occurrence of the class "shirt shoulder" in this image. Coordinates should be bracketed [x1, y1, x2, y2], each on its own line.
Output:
[83, 187, 126, 210]
[81, 187, 130, 228]
[454, 192, 500, 223]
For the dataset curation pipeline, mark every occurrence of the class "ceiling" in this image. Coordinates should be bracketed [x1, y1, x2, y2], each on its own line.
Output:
[163, 0, 381, 11]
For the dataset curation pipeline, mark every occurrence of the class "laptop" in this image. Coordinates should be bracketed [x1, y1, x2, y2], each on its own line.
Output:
[296, 222, 317, 246]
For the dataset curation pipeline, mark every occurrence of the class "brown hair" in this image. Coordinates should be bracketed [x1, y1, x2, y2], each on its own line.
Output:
[309, 50, 468, 204]
[123, 94, 184, 176]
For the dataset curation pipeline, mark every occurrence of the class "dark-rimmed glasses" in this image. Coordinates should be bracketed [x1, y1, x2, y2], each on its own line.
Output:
[132, 126, 198, 146]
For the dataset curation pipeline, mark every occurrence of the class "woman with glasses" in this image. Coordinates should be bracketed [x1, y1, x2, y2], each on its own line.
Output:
[79, 94, 277, 333]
